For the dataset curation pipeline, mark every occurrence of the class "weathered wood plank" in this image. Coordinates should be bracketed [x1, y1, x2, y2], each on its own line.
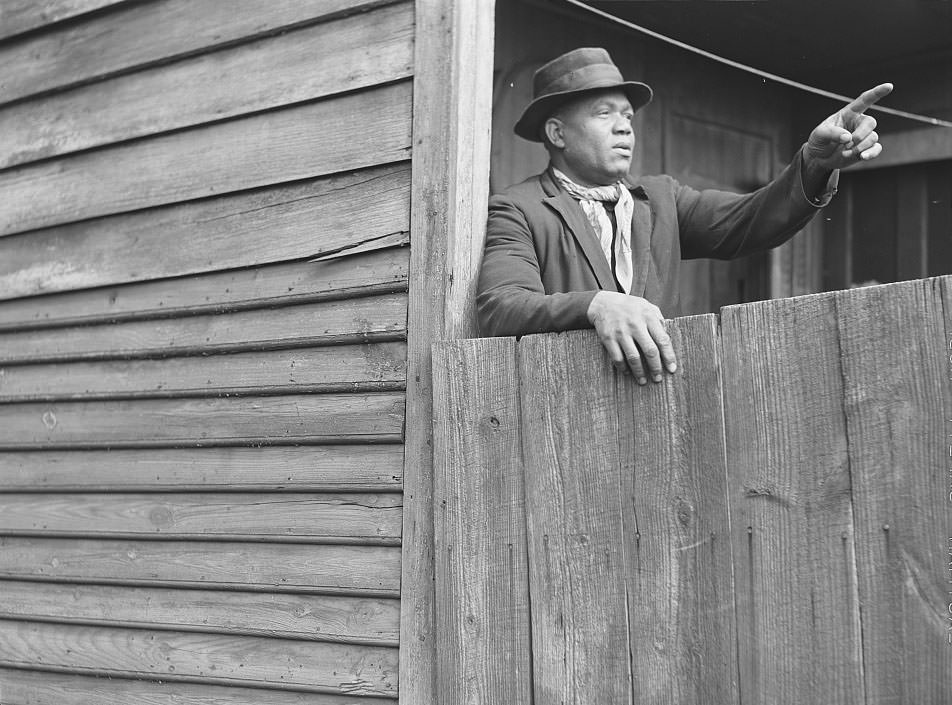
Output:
[518, 330, 632, 704]
[400, 1, 495, 702]
[0, 81, 412, 237]
[0, 163, 410, 301]
[431, 337, 531, 705]
[0, 445, 404, 492]
[0, 0, 127, 41]
[0, 393, 405, 448]
[0, 493, 402, 544]
[0, 343, 407, 402]
[0, 581, 400, 645]
[0, 294, 407, 364]
[0, 3, 413, 169]
[834, 277, 951, 705]
[0, 248, 409, 330]
[612, 317, 738, 705]
[0, 667, 396, 705]
[0, 538, 401, 595]
[0, 620, 398, 696]
[0, 0, 397, 104]
[720, 293, 865, 705]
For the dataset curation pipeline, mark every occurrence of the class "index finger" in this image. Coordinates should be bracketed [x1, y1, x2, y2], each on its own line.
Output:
[845, 83, 893, 114]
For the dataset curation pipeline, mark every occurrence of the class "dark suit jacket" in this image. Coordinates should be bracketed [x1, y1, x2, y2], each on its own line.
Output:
[477, 146, 832, 337]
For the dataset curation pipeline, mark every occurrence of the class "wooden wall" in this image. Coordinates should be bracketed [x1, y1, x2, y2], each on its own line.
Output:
[433, 275, 951, 705]
[0, 1, 414, 701]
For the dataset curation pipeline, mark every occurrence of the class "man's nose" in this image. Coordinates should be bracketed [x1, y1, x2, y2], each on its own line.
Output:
[613, 116, 632, 134]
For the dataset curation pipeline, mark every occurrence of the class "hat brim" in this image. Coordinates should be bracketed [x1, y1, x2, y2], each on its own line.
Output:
[514, 81, 653, 142]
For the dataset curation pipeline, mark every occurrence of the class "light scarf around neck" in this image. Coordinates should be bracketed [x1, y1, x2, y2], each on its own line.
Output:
[552, 168, 634, 294]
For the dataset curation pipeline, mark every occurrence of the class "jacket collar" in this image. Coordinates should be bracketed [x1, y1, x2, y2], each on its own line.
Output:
[540, 166, 654, 296]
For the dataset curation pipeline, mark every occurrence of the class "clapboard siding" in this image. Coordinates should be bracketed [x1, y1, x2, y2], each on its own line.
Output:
[0, 494, 402, 543]
[0, 343, 407, 402]
[0, 1, 130, 41]
[0, 0, 398, 104]
[0, 581, 400, 645]
[0, 667, 397, 705]
[0, 247, 409, 330]
[0, 620, 398, 696]
[0, 164, 411, 301]
[0, 393, 405, 448]
[0, 294, 407, 364]
[0, 3, 413, 168]
[0, 446, 404, 492]
[0, 2, 415, 701]
[0, 538, 402, 595]
[0, 81, 412, 237]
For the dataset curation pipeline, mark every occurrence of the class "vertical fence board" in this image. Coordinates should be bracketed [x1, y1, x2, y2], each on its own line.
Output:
[720, 294, 865, 705]
[834, 278, 951, 705]
[518, 330, 632, 705]
[614, 316, 738, 705]
[432, 337, 532, 705]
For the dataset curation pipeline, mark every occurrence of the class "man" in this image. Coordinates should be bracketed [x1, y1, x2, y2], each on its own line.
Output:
[476, 47, 890, 385]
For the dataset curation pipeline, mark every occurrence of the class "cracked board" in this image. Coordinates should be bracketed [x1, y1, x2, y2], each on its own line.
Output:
[720, 292, 865, 705]
[518, 322, 736, 705]
[0, 164, 410, 302]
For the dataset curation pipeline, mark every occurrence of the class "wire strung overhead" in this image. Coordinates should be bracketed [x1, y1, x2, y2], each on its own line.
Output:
[562, 0, 952, 128]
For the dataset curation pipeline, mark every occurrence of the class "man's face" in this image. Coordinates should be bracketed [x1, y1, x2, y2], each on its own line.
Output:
[548, 89, 635, 187]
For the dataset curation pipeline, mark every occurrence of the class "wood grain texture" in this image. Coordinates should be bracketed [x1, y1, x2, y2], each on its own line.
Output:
[0, 538, 401, 595]
[720, 293, 865, 705]
[0, 0, 396, 104]
[0, 620, 398, 696]
[0, 80, 412, 237]
[518, 330, 632, 704]
[400, 2, 495, 703]
[431, 337, 531, 705]
[0, 2, 413, 169]
[612, 318, 738, 705]
[0, 247, 409, 331]
[834, 277, 951, 705]
[0, 445, 404, 492]
[0, 667, 397, 704]
[0, 392, 405, 448]
[0, 294, 407, 364]
[0, 0, 127, 40]
[0, 163, 410, 301]
[0, 581, 400, 645]
[0, 493, 402, 544]
[0, 343, 407, 402]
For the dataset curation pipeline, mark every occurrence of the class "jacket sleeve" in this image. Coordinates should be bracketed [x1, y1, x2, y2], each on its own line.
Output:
[677, 144, 837, 260]
[476, 194, 597, 337]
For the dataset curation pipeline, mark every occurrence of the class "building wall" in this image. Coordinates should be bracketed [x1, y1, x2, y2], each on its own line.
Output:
[0, 1, 413, 701]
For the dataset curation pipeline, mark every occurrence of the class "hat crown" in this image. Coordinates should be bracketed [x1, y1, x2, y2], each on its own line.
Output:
[513, 47, 652, 142]
[532, 47, 624, 99]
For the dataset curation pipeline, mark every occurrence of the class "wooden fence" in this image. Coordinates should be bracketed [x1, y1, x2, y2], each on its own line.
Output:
[432, 275, 951, 705]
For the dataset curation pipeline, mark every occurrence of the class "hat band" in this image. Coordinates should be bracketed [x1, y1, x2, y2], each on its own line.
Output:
[536, 62, 625, 98]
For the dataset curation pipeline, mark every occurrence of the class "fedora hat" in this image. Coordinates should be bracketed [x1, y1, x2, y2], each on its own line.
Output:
[514, 47, 653, 142]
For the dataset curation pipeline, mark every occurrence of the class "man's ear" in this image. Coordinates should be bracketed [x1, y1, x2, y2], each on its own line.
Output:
[543, 117, 565, 149]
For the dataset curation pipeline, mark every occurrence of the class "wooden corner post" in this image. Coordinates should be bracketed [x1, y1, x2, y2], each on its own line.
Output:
[401, 1, 496, 704]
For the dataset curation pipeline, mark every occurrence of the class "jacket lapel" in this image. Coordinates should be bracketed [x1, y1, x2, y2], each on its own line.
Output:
[540, 169, 617, 292]
[628, 184, 654, 298]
